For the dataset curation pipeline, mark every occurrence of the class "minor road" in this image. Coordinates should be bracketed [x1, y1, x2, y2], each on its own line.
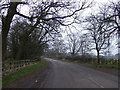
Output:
[41, 58, 118, 88]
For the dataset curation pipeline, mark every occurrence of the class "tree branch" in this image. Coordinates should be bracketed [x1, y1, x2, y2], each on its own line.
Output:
[16, 12, 31, 19]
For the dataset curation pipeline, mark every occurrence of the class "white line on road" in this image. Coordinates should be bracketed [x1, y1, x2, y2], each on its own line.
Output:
[88, 77, 104, 88]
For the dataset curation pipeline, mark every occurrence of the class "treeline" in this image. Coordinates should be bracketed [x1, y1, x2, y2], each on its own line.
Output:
[1, 1, 92, 60]
[1, 0, 119, 63]
[44, 1, 120, 64]
[7, 20, 47, 60]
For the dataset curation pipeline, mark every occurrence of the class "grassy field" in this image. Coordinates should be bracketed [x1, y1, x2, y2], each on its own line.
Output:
[3, 60, 45, 87]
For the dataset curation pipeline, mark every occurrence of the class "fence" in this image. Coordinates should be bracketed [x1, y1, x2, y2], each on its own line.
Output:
[91, 59, 120, 65]
[2, 60, 40, 76]
[65, 56, 120, 66]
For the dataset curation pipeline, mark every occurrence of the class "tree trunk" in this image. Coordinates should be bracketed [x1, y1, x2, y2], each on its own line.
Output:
[2, 3, 18, 60]
[15, 35, 29, 60]
[97, 50, 100, 64]
[2, 17, 10, 60]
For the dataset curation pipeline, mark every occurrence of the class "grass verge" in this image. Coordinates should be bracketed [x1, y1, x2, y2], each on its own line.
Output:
[3, 60, 45, 87]
[97, 64, 120, 68]
[61, 59, 119, 68]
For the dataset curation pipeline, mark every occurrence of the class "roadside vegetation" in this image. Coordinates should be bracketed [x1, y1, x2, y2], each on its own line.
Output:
[64, 56, 119, 69]
[1, 0, 119, 87]
[48, 54, 119, 69]
[3, 60, 45, 87]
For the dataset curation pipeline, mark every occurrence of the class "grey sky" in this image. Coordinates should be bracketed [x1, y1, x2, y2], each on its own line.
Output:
[1, 0, 118, 56]
[19, 0, 118, 55]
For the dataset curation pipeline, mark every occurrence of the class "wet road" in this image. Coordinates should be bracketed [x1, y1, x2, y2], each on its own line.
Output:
[42, 58, 118, 88]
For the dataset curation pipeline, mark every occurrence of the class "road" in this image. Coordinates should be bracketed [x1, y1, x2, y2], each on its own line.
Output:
[41, 58, 118, 88]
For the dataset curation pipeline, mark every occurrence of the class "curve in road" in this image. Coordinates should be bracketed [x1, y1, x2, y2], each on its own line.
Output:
[42, 58, 118, 88]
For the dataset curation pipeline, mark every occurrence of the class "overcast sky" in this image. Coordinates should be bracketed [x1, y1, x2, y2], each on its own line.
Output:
[12, 0, 120, 55]
[1, 0, 118, 56]
[59, 0, 118, 56]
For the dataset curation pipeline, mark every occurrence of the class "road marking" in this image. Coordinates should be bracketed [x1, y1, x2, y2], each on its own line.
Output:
[88, 77, 104, 88]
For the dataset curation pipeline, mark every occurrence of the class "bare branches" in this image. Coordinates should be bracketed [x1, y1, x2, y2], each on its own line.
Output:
[42, 7, 89, 21]
[84, 12, 116, 63]
[1, 0, 93, 60]
[16, 12, 31, 19]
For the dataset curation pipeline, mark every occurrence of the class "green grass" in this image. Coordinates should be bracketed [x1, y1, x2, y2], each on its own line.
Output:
[97, 64, 120, 68]
[3, 60, 45, 87]
[0, 77, 2, 88]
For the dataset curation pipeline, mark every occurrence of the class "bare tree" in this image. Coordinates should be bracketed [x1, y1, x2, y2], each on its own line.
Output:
[44, 34, 67, 58]
[101, 1, 120, 31]
[66, 32, 92, 56]
[85, 14, 113, 64]
[1, 0, 92, 60]
[79, 33, 92, 55]
[1, 1, 28, 60]
[67, 33, 83, 56]
[99, 1, 120, 48]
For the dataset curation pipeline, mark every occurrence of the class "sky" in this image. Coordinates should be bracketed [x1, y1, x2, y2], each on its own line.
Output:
[86, 0, 118, 55]
[1, 0, 118, 56]
[59, 0, 118, 56]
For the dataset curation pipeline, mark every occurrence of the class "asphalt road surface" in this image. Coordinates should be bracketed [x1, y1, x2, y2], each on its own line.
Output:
[41, 58, 118, 88]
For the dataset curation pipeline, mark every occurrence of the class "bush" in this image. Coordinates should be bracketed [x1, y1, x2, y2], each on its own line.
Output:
[65, 54, 95, 63]
[34, 56, 41, 61]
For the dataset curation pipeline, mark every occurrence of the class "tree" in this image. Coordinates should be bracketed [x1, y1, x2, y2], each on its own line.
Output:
[1, 1, 28, 60]
[44, 34, 67, 58]
[67, 33, 83, 56]
[85, 14, 114, 64]
[8, 18, 60, 60]
[79, 33, 92, 55]
[100, 1, 120, 31]
[99, 1, 120, 49]
[66, 32, 92, 56]
[1, 0, 92, 60]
